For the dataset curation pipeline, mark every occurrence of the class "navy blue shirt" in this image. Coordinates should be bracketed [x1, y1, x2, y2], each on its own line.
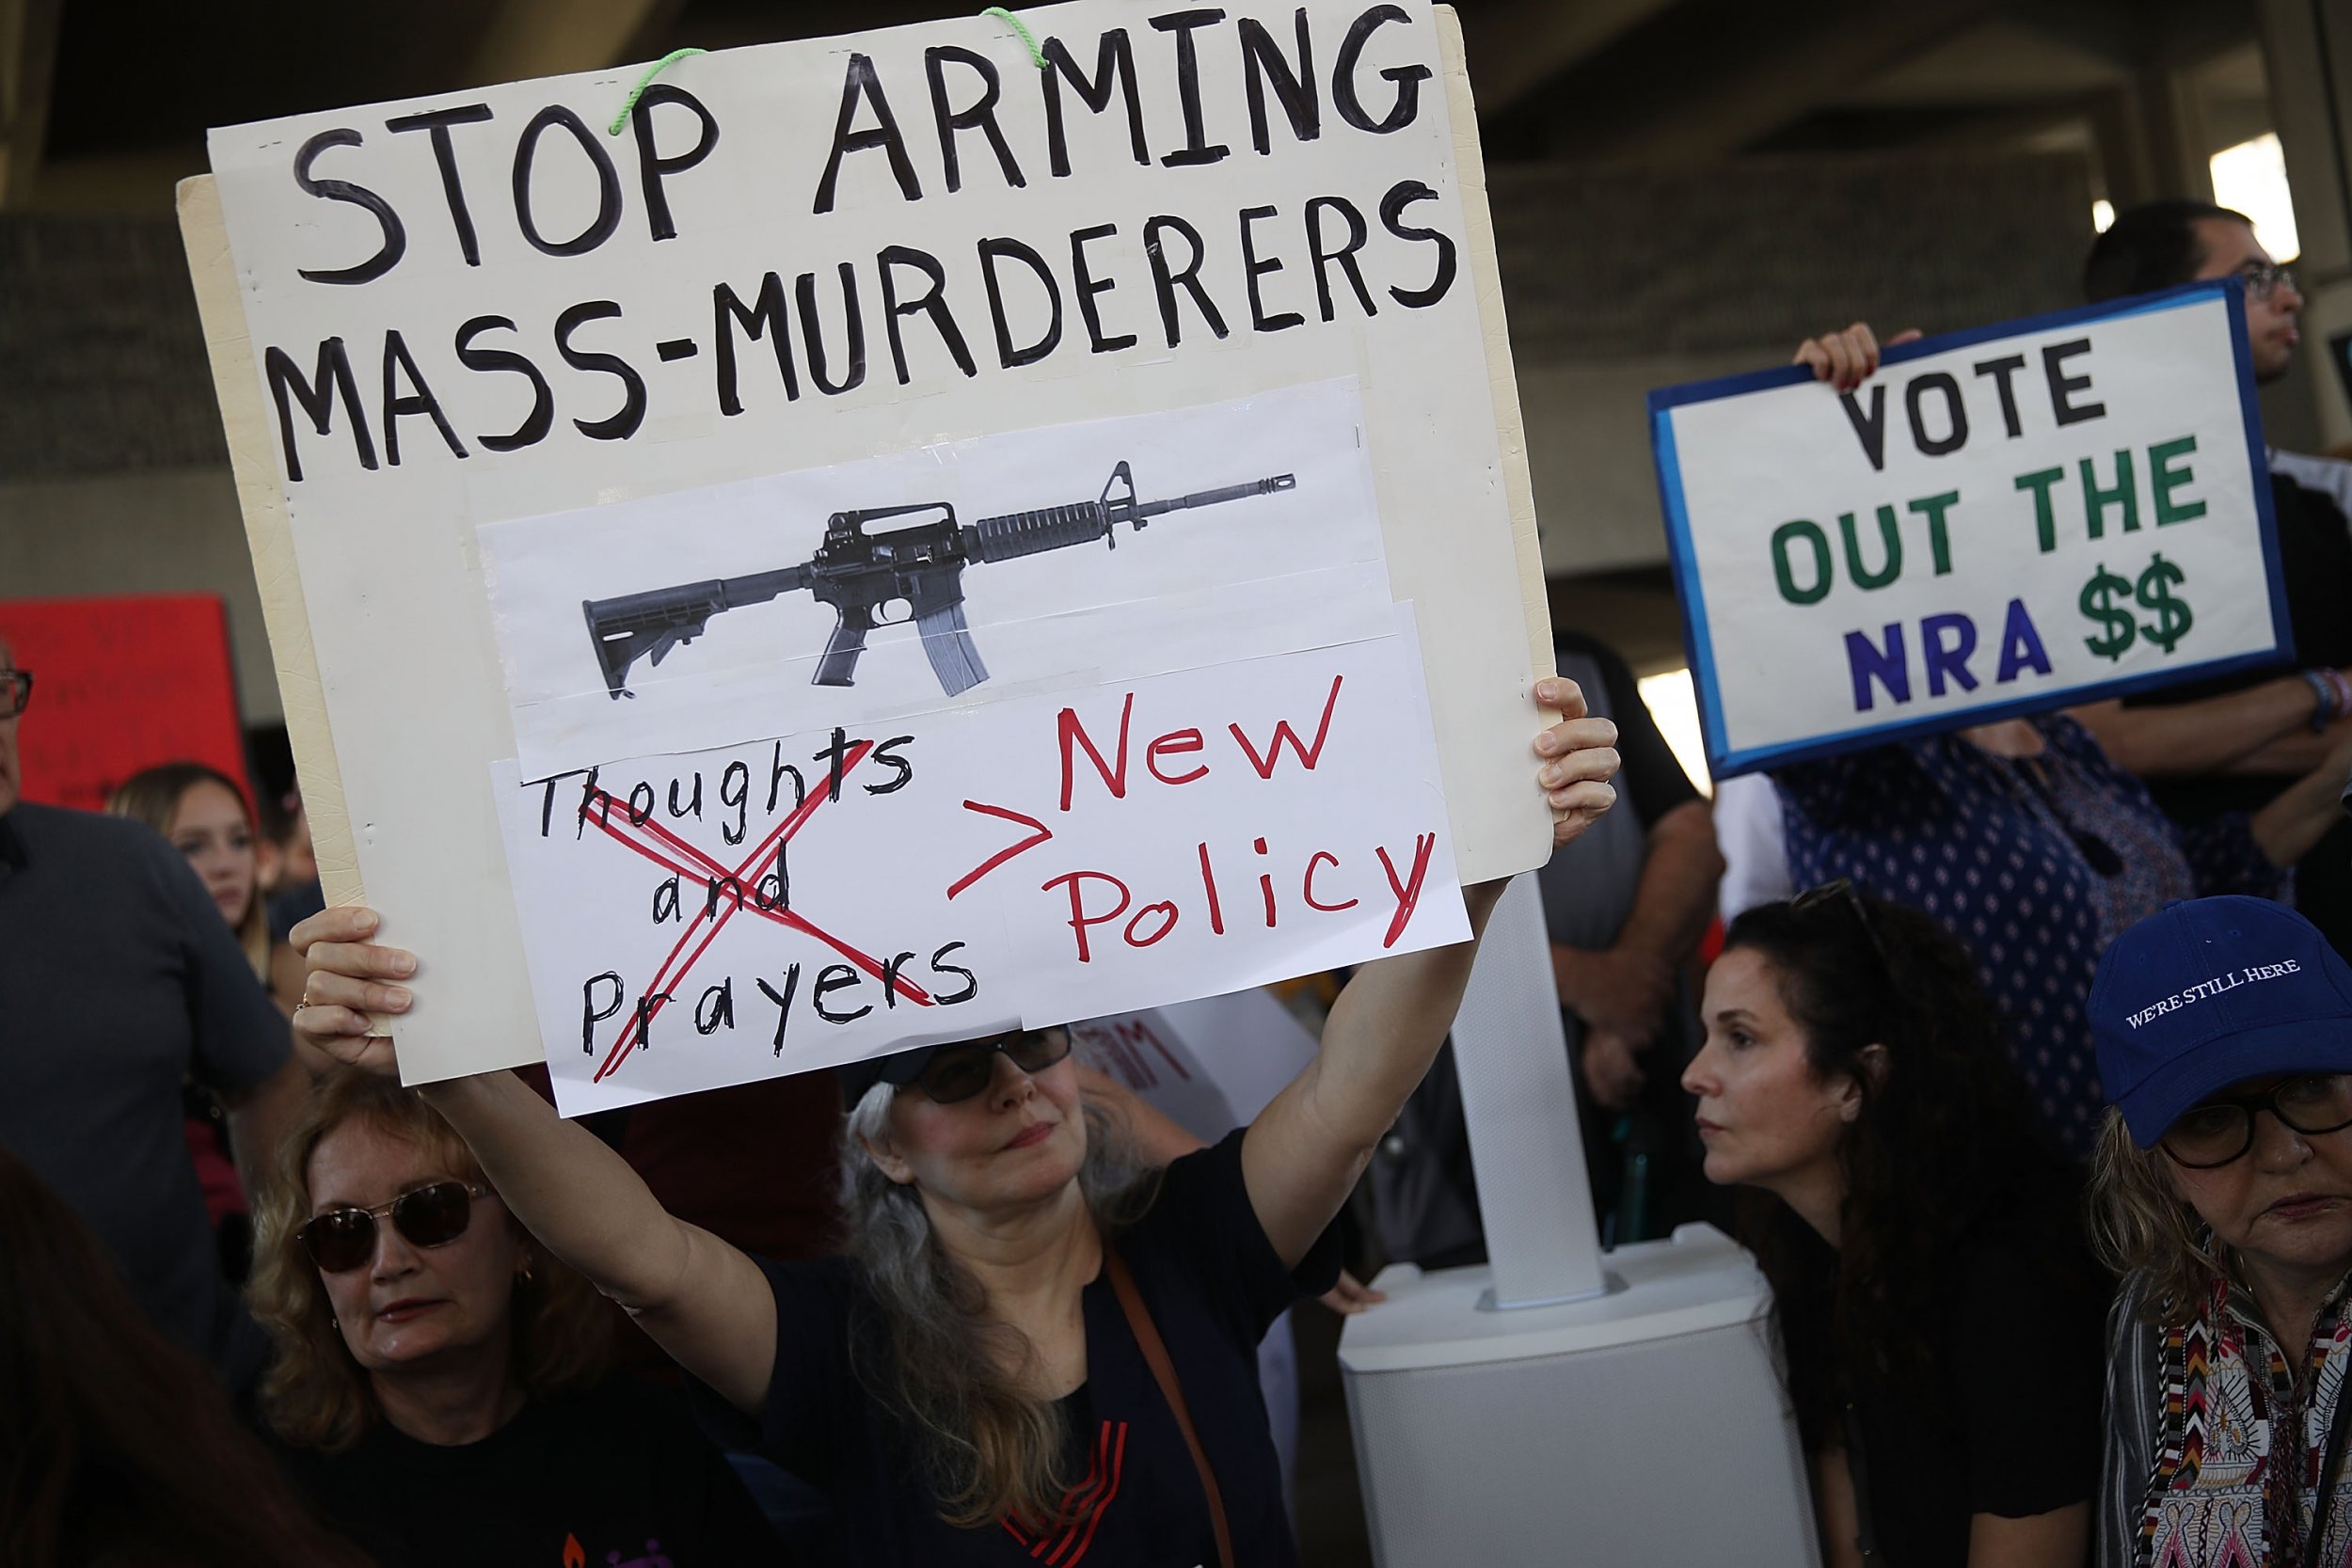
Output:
[696, 1129, 1338, 1566]
[1772, 717, 2278, 1154]
[0, 801, 289, 1387]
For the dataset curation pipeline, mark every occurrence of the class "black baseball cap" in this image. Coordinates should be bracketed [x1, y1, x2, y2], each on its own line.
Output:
[834, 1024, 1034, 1110]
[835, 1043, 946, 1110]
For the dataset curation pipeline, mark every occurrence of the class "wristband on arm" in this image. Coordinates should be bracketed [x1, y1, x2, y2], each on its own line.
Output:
[2304, 669, 2352, 733]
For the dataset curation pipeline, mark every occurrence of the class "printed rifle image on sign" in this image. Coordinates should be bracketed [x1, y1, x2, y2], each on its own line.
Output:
[585, 463, 1298, 698]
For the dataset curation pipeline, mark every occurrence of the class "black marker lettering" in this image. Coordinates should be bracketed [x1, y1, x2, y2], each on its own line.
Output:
[555, 300, 647, 440]
[1333, 5, 1430, 134]
[384, 104, 494, 266]
[929, 942, 979, 1005]
[580, 973, 626, 1053]
[756, 966, 803, 1053]
[714, 273, 799, 416]
[979, 237, 1063, 368]
[512, 105, 623, 257]
[1378, 179, 1454, 308]
[380, 329, 468, 465]
[454, 315, 555, 451]
[694, 979, 735, 1035]
[1144, 214, 1230, 346]
[1239, 11, 1318, 153]
[1070, 224, 1136, 353]
[1152, 10, 1232, 166]
[814, 55, 921, 214]
[798, 264, 868, 396]
[865, 736, 916, 795]
[1239, 205, 1303, 331]
[1304, 196, 1375, 320]
[1041, 31, 1149, 176]
[628, 83, 720, 242]
[926, 46, 1025, 193]
[293, 129, 406, 285]
[879, 245, 977, 383]
[813, 963, 872, 1023]
[720, 760, 750, 845]
[263, 339, 378, 481]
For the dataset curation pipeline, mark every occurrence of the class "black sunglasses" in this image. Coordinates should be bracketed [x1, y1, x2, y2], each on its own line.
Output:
[908, 1029, 1073, 1104]
[296, 1180, 493, 1273]
[2161, 1075, 2352, 1169]
[0, 669, 29, 720]
[1789, 879, 1890, 967]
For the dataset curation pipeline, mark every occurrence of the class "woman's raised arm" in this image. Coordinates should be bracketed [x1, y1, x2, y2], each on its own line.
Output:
[1239, 677, 1620, 1264]
[292, 908, 781, 1414]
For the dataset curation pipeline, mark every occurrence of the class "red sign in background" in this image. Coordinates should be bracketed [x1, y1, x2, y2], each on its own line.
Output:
[0, 594, 251, 814]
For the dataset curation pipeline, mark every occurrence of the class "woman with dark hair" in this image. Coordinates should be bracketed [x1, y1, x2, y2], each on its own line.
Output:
[248, 1069, 785, 1567]
[1687, 883, 2109, 1568]
[287, 683, 1618, 1565]
[0, 1142, 366, 1568]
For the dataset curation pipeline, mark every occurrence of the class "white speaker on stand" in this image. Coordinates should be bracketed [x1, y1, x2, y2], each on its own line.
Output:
[1338, 875, 1820, 1563]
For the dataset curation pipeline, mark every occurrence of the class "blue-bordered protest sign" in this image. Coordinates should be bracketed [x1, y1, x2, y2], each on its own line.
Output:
[1650, 281, 2289, 778]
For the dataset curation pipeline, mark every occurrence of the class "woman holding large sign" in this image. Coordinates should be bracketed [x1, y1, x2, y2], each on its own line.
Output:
[288, 681, 1617, 1566]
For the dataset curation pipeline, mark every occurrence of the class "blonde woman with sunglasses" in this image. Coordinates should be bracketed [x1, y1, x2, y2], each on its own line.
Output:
[247, 1069, 788, 1567]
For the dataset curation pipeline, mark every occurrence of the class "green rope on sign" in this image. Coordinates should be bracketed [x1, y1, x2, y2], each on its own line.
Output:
[608, 48, 708, 135]
[980, 7, 1047, 70]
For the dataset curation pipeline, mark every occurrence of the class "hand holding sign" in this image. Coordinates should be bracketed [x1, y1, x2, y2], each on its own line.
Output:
[1791, 322, 1923, 394]
[1654, 283, 2288, 776]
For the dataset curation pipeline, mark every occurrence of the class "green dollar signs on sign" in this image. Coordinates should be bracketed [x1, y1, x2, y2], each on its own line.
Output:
[2079, 564, 2137, 661]
[2137, 552, 2193, 654]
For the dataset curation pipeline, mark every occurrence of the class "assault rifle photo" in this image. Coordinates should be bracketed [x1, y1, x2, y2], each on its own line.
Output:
[581, 462, 1297, 698]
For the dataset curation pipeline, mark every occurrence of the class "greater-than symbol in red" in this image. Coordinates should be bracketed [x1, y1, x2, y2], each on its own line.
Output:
[946, 800, 1054, 900]
[578, 740, 933, 1084]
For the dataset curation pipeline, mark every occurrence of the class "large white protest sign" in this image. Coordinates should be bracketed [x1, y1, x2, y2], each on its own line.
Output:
[1651, 282, 2288, 777]
[183, 2, 1551, 1094]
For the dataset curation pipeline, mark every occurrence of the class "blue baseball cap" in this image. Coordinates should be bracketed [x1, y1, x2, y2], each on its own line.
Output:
[2090, 897, 2352, 1147]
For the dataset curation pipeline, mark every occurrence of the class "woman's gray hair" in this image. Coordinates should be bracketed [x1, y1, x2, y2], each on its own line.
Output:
[836, 1074, 1156, 1528]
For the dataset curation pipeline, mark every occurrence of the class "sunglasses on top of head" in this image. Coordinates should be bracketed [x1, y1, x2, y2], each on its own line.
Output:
[296, 1180, 494, 1273]
[908, 1029, 1074, 1104]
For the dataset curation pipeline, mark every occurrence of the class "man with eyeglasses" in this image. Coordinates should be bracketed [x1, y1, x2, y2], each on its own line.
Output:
[0, 634, 306, 1397]
[2063, 200, 2352, 963]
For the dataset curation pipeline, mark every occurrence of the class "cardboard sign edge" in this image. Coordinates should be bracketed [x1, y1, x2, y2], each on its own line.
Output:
[1437, 2, 1560, 882]
[175, 173, 393, 1034]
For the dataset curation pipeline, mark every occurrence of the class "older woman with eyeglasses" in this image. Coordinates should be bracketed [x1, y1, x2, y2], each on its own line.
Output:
[286, 681, 1619, 1568]
[2090, 896, 2352, 1568]
[247, 1069, 787, 1568]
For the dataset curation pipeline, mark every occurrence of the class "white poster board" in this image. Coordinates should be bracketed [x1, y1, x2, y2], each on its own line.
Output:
[186, 2, 1550, 1099]
[1651, 283, 2289, 777]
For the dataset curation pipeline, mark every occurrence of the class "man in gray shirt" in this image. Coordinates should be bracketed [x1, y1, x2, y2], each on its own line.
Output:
[0, 635, 303, 1394]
